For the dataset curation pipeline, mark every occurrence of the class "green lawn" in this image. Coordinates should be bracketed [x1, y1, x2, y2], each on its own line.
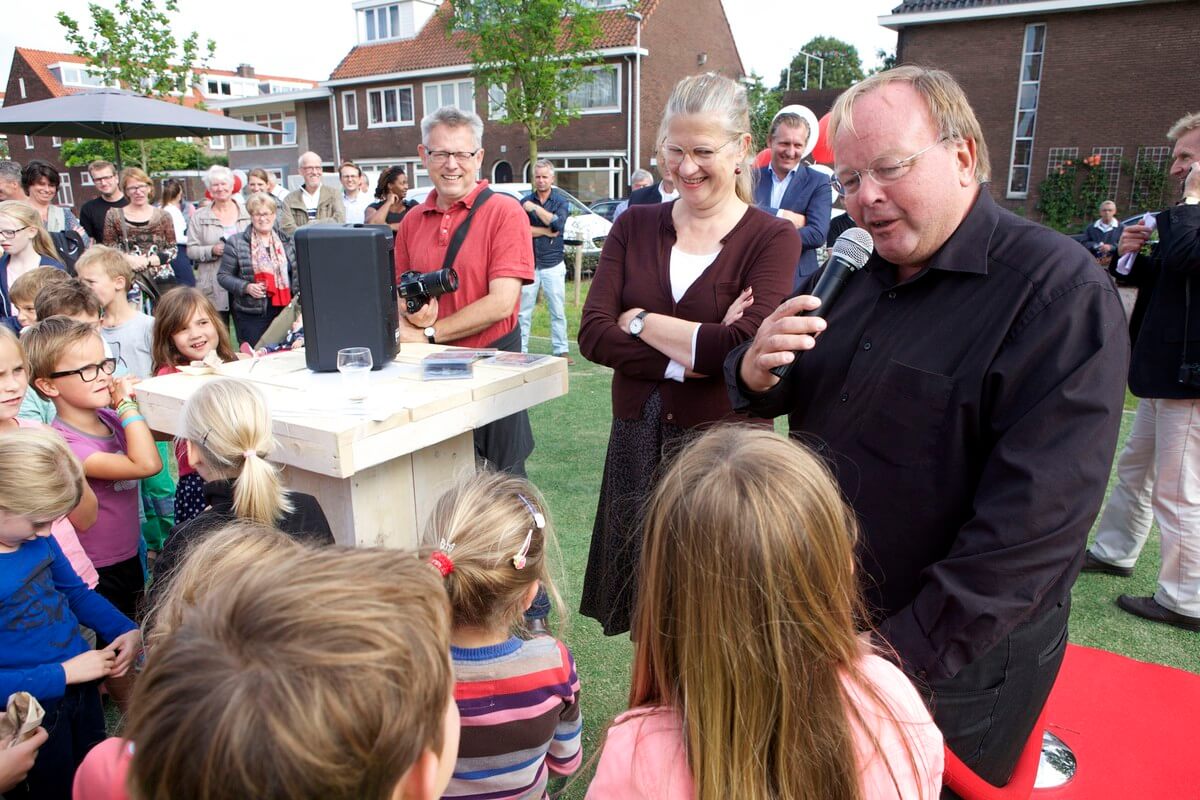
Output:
[523, 281, 1197, 798]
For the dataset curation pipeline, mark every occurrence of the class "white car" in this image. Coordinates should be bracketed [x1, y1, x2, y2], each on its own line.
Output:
[405, 182, 611, 271]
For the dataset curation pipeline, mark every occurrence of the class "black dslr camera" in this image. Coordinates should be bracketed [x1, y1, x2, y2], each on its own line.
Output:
[397, 267, 459, 314]
[1179, 363, 1200, 388]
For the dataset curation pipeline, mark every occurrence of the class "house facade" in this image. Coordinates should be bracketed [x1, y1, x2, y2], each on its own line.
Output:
[219, 0, 744, 203]
[2, 47, 318, 207]
[882, 0, 1200, 219]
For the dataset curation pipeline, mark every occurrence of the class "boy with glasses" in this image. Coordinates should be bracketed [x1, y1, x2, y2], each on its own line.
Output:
[24, 316, 162, 711]
[79, 161, 128, 243]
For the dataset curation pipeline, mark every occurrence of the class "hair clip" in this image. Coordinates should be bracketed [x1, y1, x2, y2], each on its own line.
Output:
[517, 494, 545, 530]
[512, 530, 532, 570]
[438, 537, 457, 554]
[430, 551, 454, 577]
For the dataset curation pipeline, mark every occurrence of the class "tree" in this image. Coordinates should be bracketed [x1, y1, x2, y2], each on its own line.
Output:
[450, 0, 603, 164]
[777, 36, 865, 91]
[61, 138, 226, 173]
[57, 0, 216, 170]
[745, 73, 782, 150]
[868, 49, 898, 76]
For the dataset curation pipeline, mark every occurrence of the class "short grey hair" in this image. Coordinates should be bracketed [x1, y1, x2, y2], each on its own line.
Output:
[245, 191, 278, 216]
[630, 168, 653, 185]
[533, 159, 555, 174]
[204, 164, 234, 188]
[1168, 111, 1200, 142]
[421, 106, 484, 148]
[0, 161, 21, 184]
[298, 151, 323, 168]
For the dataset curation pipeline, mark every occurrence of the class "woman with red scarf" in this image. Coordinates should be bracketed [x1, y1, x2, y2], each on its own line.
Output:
[217, 192, 298, 346]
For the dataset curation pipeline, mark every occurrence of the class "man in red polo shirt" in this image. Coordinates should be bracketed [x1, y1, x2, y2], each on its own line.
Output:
[395, 106, 536, 474]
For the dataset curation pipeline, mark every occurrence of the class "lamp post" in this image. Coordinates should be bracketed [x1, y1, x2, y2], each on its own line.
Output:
[626, 10, 643, 184]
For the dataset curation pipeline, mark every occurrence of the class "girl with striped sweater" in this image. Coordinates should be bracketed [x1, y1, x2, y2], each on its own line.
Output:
[423, 471, 581, 800]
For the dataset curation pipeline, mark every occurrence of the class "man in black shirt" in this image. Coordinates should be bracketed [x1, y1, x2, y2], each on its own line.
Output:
[726, 66, 1128, 787]
[78, 159, 128, 242]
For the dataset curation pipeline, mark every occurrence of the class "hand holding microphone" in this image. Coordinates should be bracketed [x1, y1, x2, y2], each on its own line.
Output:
[739, 228, 874, 391]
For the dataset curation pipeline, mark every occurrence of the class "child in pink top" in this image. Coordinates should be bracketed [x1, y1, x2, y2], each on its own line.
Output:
[588, 427, 943, 800]
[0, 327, 98, 587]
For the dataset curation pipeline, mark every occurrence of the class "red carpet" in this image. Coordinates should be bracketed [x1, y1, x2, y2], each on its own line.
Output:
[1034, 644, 1200, 798]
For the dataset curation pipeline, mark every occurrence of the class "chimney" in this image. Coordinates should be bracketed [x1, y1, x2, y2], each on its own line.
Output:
[235, 64, 256, 78]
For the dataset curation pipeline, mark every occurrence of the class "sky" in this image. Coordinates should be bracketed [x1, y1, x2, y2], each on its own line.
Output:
[0, 0, 899, 90]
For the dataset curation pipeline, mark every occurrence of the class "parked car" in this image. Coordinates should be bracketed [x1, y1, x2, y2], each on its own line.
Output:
[405, 182, 610, 276]
[589, 198, 623, 222]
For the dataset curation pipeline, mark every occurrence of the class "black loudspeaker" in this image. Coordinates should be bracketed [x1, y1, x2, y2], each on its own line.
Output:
[294, 224, 398, 372]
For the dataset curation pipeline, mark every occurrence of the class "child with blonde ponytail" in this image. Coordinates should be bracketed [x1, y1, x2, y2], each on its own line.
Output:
[150, 378, 332, 601]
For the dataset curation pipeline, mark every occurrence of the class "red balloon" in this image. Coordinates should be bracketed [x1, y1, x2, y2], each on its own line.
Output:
[755, 147, 771, 168]
[810, 113, 834, 164]
[232, 174, 243, 194]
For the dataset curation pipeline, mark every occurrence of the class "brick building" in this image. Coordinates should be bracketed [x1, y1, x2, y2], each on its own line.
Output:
[218, 0, 744, 202]
[2, 47, 317, 207]
[882, 0, 1200, 218]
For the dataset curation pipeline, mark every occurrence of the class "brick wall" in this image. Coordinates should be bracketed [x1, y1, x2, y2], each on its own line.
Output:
[898, 1, 1200, 218]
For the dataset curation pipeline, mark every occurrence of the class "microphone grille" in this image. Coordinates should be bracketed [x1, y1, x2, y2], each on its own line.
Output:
[832, 226, 874, 269]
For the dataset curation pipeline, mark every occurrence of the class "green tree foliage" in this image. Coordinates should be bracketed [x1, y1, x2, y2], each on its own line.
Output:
[778, 36, 865, 91]
[57, 0, 217, 170]
[61, 138, 226, 173]
[745, 73, 782, 150]
[450, 0, 603, 163]
[868, 49, 898, 76]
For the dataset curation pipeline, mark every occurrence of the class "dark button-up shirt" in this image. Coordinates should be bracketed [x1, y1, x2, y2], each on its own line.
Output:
[725, 190, 1129, 681]
[521, 188, 568, 270]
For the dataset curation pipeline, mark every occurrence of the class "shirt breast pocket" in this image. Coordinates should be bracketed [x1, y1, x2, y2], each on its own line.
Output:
[857, 359, 954, 468]
[713, 280, 742, 317]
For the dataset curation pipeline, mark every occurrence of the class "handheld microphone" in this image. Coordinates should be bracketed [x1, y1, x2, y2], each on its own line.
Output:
[769, 226, 874, 380]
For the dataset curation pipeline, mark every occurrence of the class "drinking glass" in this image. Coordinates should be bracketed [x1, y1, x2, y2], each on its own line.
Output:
[337, 347, 373, 401]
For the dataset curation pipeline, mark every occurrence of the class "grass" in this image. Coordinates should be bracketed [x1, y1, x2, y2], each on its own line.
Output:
[523, 280, 1198, 798]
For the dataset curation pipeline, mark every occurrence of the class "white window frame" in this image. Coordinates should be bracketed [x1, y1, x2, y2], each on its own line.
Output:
[363, 3, 402, 42]
[423, 79, 475, 115]
[208, 136, 225, 149]
[56, 173, 73, 207]
[229, 112, 298, 151]
[366, 85, 415, 128]
[81, 171, 94, 187]
[487, 83, 508, 120]
[52, 137, 62, 148]
[342, 91, 359, 130]
[565, 64, 621, 115]
[24, 136, 33, 150]
[18, 78, 25, 99]
[1006, 23, 1045, 199]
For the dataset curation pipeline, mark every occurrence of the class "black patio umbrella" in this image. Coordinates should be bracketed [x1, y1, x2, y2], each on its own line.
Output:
[0, 88, 281, 168]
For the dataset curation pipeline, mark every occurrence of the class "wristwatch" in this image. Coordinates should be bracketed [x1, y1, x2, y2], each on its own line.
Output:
[424, 326, 436, 344]
[629, 310, 649, 339]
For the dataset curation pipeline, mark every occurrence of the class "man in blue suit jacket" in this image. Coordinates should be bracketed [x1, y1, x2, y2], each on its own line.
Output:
[754, 106, 832, 288]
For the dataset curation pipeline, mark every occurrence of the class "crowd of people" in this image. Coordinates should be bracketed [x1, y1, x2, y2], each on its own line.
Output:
[1, 60, 1197, 800]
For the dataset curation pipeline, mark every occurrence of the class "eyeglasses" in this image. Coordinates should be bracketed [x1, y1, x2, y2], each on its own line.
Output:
[300, 165, 324, 172]
[832, 138, 950, 197]
[125, 184, 151, 193]
[0, 226, 29, 240]
[93, 174, 116, 183]
[659, 139, 737, 169]
[424, 149, 481, 165]
[250, 211, 276, 219]
[49, 358, 118, 382]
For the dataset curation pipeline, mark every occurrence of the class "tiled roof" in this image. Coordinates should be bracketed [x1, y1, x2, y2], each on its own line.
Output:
[13, 47, 316, 108]
[329, 0, 661, 81]
[201, 67, 317, 86]
[890, 0, 1038, 12]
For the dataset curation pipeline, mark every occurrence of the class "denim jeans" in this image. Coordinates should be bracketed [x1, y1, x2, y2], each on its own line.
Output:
[518, 261, 568, 355]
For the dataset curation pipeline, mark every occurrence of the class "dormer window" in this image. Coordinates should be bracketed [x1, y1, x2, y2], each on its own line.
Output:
[50, 64, 116, 89]
[356, 0, 428, 42]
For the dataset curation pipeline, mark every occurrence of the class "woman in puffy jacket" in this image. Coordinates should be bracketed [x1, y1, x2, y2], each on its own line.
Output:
[217, 192, 298, 347]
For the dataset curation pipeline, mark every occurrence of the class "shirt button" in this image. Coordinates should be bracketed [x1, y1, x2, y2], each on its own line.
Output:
[840, 393, 848, 403]
[888, 291, 897, 299]
[863, 341, 872, 351]
[666, 413, 674, 421]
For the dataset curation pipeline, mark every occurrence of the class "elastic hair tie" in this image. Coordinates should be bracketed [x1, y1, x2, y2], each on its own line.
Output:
[430, 551, 454, 577]
[243, 450, 257, 459]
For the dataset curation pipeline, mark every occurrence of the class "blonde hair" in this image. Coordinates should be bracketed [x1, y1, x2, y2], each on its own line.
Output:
[119, 166, 154, 200]
[421, 470, 564, 634]
[75, 243, 134, 292]
[630, 426, 928, 800]
[0, 428, 85, 523]
[127, 545, 453, 800]
[9, 266, 70, 307]
[22, 316, 101, 400]
[142, 520, 300, 650]
[180, 379, 292, 526]
[830, 64, 991, 183]
[656, 72, 754, 204]
[1168, 111, 1200, 141]
[245, 191, 278, 216]
[0, 200, 59, 261]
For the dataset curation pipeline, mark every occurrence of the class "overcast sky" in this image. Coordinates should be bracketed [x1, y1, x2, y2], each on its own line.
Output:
[0, 0, 899, 90]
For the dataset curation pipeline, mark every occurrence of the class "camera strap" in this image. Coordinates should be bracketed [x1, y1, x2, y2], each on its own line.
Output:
[442, 187, 494, 271]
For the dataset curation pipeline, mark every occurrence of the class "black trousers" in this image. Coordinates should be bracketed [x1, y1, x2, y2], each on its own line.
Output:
[473, 326, 534, 476]
[923, 598, 1070, 797]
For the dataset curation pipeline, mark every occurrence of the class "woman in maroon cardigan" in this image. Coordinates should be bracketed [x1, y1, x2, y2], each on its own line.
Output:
[578, 73, 801, 636]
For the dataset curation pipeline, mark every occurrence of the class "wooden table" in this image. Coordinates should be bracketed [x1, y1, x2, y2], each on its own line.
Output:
[135, 346, 568, 549]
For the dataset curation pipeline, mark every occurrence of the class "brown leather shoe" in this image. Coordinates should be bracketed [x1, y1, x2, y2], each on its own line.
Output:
[1117, 595, 1200, 632]
[1081, 550, 1133, 577]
